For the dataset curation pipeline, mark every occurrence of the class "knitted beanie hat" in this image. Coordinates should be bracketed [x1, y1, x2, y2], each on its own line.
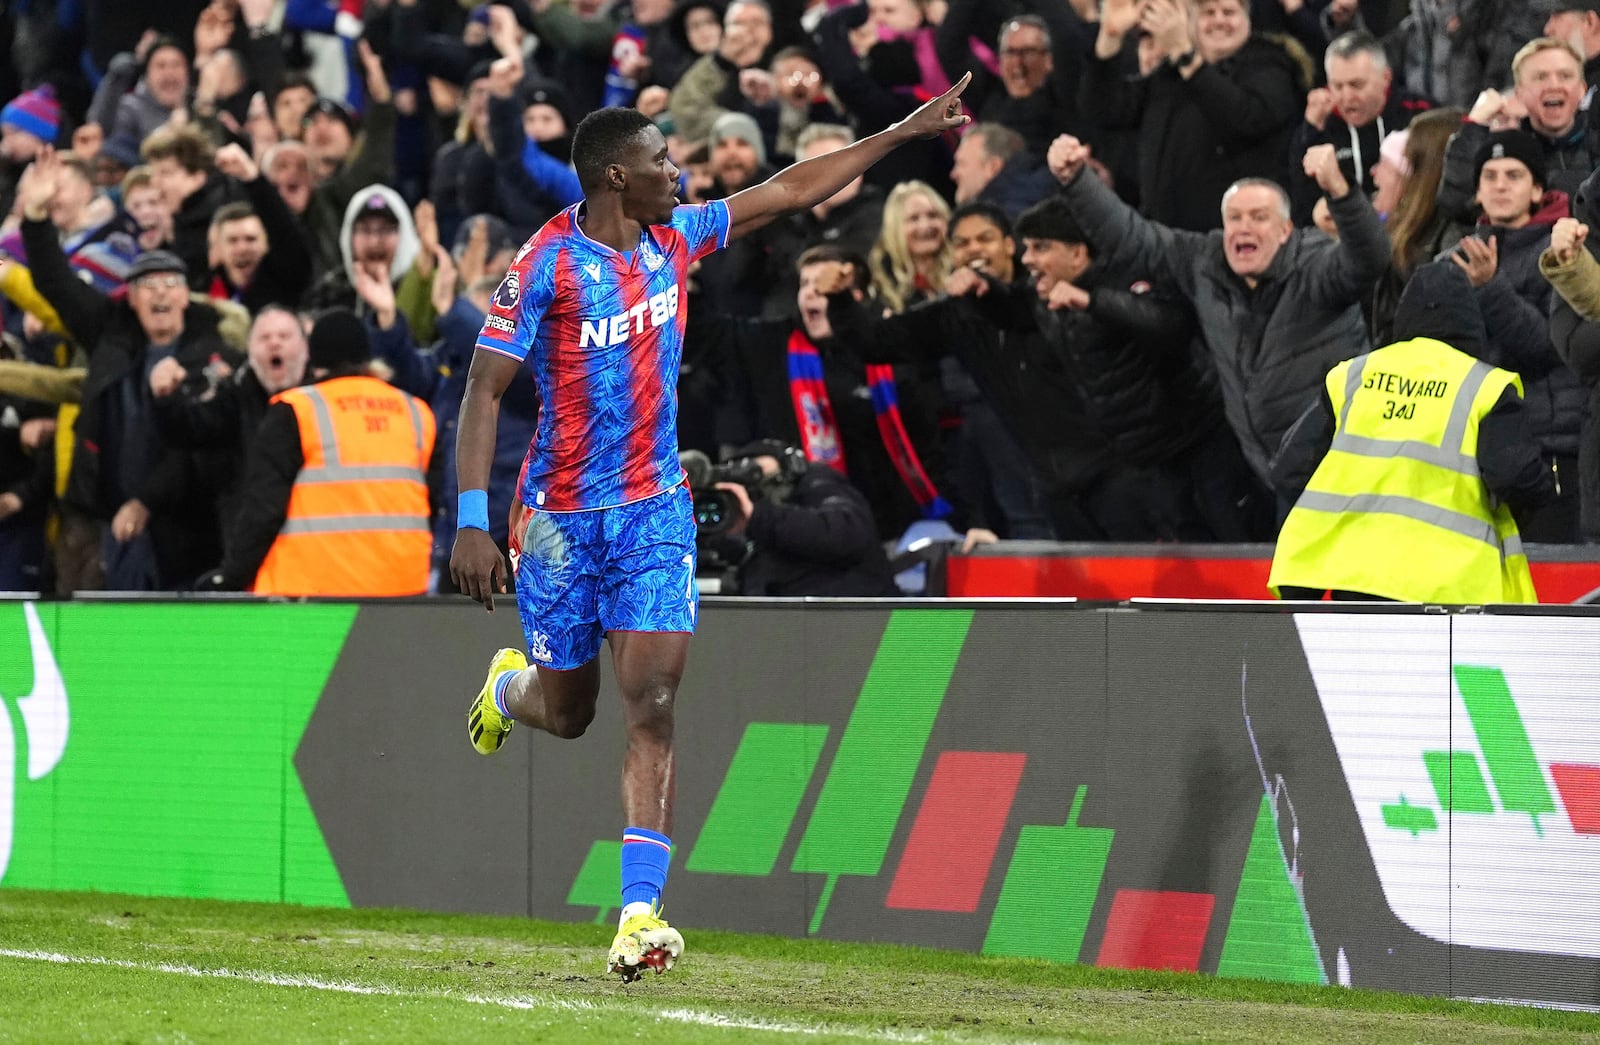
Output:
[1, 85, 61, 143]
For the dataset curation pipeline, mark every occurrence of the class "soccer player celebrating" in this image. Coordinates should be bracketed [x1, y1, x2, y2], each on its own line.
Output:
[452, 60, 972, 981]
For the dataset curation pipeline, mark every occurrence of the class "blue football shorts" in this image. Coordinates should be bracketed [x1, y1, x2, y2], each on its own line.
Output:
[509, 485, 698, 670]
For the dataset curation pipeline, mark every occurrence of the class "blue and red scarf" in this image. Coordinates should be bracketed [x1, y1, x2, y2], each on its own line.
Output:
[786, 329, 950, 519]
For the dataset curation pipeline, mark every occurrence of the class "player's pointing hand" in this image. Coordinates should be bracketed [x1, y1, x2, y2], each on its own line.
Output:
[896, 72, 973, 139]
[451, 528, 507, 612]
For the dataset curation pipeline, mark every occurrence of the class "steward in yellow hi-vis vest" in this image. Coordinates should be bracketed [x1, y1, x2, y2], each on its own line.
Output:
[1269, 263, 1554, 603]
[209, 309, 437, 597]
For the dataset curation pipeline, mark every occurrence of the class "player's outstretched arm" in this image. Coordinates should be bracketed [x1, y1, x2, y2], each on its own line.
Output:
[451, 348, 523, 611]
[722, 72, 972, 241]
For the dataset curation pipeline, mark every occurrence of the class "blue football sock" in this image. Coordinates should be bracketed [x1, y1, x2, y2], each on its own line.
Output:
[621, 827, 672, 910]
[492, 670, 518, 719]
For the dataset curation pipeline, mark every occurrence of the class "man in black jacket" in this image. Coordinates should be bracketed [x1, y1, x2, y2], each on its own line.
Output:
[140, 125, 243, 292]
[710, 439, 898, 597]
[1083, 0, 1303, 232]
[150, 306, 309, 547]
[22, 153, 242, 588]
[1542, 166, 1600, 540]
[204, 144, 315, 311]
[1012, 197, 1258, 539]
[936, 10, 1093, 157]
[1289, 31, 1433, 225]
[1450, 130, 1583, 541]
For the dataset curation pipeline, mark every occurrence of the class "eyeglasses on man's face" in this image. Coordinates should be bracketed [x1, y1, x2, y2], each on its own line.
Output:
[135, 274, 186, 290]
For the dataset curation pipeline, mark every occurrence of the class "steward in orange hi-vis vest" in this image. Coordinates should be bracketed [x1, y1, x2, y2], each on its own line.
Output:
[252, 374, 436, 596]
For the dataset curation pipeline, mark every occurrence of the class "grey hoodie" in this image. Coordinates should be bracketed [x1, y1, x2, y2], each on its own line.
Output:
[339, 183, 421, 290]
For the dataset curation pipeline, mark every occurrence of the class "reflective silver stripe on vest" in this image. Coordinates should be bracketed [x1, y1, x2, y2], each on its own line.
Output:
[295, 465, 427, 484]
[300, 386, 341, 468]
[280, 514, 431, 535]
[401, 394, 425, 458]
[294, 384, 425, 484]
[1295, 490, 1502, 549]
[1330, 354, 1493, 474]
[1335, 354, 1367, 431]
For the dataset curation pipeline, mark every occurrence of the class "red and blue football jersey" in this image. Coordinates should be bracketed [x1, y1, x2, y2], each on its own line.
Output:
[476, 200, 731, 512]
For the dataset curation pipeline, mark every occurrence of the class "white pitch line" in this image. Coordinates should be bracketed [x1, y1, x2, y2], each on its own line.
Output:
[0, 949, 932, 1042]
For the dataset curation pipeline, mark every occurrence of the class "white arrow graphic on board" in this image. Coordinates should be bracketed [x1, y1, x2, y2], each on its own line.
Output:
[0, 603, 70, 884]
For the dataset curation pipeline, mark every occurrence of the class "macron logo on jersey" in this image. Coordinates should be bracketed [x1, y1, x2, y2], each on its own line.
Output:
[579, 285, 681, 349]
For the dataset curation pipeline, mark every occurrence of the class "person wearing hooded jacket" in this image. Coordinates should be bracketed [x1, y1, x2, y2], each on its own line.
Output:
[1270, 261, 1553, 602]
[1443, 129, 1584, 542]
[306, 183, 423, 315]
[1288, 30, 1434, 227]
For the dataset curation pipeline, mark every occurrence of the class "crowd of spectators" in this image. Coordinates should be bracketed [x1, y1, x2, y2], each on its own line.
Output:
[3, 0, 1600, 594]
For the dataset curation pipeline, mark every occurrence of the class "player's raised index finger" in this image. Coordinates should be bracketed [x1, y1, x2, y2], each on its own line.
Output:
[945, 71, 973, 101]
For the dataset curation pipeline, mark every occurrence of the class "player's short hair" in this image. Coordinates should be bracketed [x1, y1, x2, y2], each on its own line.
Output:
[1015, 197, 1088, 247]
[211, 201, 259, 233]
[1512, 37, 1584, 84]
[949, 200, 1013, 238]
[121, 164, 155, 197]
[1000, 14, 1050, 49]
[968, 123, 1025, 164]
[795, 123, 853, 157]
[142, 124, 214, 174]
[726, 0, 772, 24]
[797, 243, 871, 291]
[1324, 30, 1387, 74]
[251, 303, 302, 331]
[57, 154, 93, 186]
[263, 139, 311, 176]
[1221, 177, 1291, 221]
[271, 72, 317, 107]
[572, 107, 657, 193]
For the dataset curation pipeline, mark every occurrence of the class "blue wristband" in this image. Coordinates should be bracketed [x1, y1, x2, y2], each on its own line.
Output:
[458, 489, 490, 531]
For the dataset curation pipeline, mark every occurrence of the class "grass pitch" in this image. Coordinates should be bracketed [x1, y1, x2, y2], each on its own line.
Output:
[2, 890, 1597, 1044]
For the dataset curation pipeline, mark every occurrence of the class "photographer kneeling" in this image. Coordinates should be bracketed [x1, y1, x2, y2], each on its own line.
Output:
[694, 440, 899, 597]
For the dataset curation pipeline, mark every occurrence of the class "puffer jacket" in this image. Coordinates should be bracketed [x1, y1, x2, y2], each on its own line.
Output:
[1013, 274, 1218, 471]
[1057, 168, 1388, 483]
